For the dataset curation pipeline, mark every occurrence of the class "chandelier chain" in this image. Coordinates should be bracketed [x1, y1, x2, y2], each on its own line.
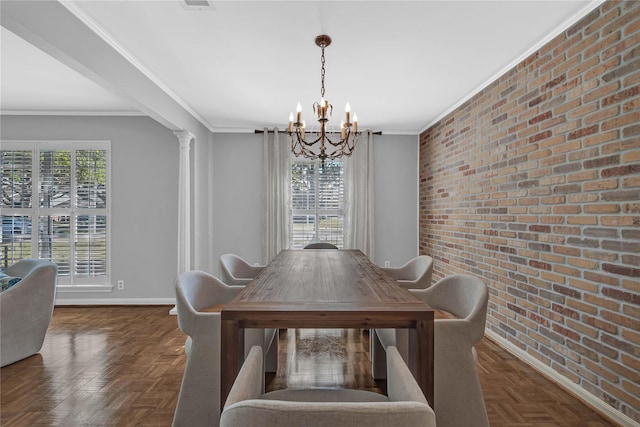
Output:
[320, 46, 326, 99]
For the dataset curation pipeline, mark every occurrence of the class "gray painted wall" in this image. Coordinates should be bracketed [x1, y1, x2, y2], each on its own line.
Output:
[2, 117, 418, 302]
[1, 115, 181, 302]
[372, 134, 419, 268]
[204, 132, 419, 278]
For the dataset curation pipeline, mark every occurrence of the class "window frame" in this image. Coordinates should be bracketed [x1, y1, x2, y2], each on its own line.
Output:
[289, 158, 345, 249]
[1, 140, 112, 291]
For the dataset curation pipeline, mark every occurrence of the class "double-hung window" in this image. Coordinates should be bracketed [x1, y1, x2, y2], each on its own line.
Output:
[1, 141, 110, 288]
[290, 159, 344, 249]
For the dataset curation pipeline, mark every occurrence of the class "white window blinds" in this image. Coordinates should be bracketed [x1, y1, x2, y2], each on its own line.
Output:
[290, 160, 344, 249]
[1, 142, 110, 285]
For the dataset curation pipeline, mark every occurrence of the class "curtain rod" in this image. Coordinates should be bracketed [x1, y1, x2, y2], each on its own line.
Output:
[255, 129, 382, 135]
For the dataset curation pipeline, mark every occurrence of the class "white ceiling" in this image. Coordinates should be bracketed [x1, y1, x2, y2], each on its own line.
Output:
[1, 0, 601, 135]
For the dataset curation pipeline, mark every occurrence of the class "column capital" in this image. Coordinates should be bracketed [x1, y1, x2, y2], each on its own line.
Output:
[173, 130, 194, 148]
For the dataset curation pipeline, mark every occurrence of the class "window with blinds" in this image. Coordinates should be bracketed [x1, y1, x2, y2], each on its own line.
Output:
[1, 142, 110, 286]
[290, 160, 344, 249]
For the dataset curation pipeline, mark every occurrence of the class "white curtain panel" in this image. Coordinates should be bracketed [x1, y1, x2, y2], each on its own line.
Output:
[261, 128, 291, 263]
[344, 130, 375, 259]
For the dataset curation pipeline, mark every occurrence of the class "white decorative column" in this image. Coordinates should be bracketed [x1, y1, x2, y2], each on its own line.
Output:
[174, 130, 194, 276]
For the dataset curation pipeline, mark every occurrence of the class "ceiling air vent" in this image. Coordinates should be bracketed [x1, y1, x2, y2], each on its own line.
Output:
[182, 0, 215, 11]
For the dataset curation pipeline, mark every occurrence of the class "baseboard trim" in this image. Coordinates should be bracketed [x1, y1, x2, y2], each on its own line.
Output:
[485, 329, 638, 427]
[55, 298, 176, 306]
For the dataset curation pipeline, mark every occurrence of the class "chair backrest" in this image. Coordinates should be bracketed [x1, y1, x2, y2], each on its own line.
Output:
[221, 346, 436, 427]
[175, 270, 240, 338]
[4, 258, 55, 278]
[174, 270, 245, 427]
[304, 242, 338, 249]
[408, 255, 433, 288]
[219, 253, 264, 286]
[415, 274, 488, 345]
[1, 259, 58, 367]
[383, 255, 433, 289]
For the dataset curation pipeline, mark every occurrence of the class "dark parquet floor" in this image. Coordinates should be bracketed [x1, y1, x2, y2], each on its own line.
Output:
[0, 306, 616, 426]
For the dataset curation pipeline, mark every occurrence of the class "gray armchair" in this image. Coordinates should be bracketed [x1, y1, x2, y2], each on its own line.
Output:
[172, 270, 277, 427]
[372, 274, 489, 427]
[381, 255, 433, 290]
[221, 345, 436, 427]
[219, 253, 265, 286]
[1, 259, 58, 367]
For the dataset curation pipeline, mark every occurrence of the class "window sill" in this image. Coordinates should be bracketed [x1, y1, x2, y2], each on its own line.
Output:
[56, 285, 114, 293]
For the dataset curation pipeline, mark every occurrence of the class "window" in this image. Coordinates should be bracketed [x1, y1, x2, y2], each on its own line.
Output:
[290, 160, 344, 249]
[1, 141, 110, 287]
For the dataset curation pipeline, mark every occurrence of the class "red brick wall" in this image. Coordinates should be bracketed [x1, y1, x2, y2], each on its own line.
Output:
[419, 1, 639, 422]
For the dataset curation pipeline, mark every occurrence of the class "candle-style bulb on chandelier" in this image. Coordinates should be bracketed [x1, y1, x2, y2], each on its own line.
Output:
[288, 35, 360, 165]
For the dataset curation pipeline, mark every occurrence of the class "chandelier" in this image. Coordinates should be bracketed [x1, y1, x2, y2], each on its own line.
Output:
[288, 35, 359, 165]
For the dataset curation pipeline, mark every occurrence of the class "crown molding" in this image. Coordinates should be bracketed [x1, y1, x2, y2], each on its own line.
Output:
[1, 110, 145, 116]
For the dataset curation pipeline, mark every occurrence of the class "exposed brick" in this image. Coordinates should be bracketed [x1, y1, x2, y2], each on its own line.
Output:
[552, 323, 581, 341]
[568, 125, 599, 140]
[602, 287, 640, 304]
[540, 345, 567, 365]
[601, 334, 637, 355]
[621, 254, 640, 267]
[584, 155, 620, 169]
[600, 189, 640, 201]
[529, 225, 551, 233]
[567, 338, 599, 360]
[583, 227, 619, 238]
[584, 271, 619, 286]
[584, 294, 620, 311]
[584, 358, 621, 384]
[553, 184, 581, 194]
[602, 58, 640, 82]
[553, 284, 581, 299]
[602, 164, 640, 177]
[603, 264, 640, 278]
[552, 303, 580, 319]
[604, 309, 640, 331]
[418, 1, 640, 417]
[584, 203, 620, 213]
[583, 336, 619, 359]
[602, 85, 640, 106]
[602, 356, 640, 383]
[583, 314, 619, 334]
[566, 237, 599, 248]
[622, 124, 640, 137]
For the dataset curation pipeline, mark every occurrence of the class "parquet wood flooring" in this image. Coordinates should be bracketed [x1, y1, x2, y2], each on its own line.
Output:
[0, 306, 616, 426]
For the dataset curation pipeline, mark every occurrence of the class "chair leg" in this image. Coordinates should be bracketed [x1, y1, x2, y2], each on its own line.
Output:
[265, 330, 278, 373]
[370, 329, 387, 379]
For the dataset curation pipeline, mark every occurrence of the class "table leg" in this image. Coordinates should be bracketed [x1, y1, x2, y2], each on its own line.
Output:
[221, 319, 242, 412]
[416, 319, 435, 407]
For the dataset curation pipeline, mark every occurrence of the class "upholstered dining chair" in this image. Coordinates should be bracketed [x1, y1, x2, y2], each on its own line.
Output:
[219, 253, 265, 286]
[173, 270, 277, 427]
[372, 274, 490, 427]
[1, 259, 58, 367]
[381, 255, 434, 290]
[303, 242, 339, 249]
[220, 345, 436, 427]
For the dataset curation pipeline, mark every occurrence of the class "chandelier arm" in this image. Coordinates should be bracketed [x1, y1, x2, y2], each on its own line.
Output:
[294, 132, 323, 147]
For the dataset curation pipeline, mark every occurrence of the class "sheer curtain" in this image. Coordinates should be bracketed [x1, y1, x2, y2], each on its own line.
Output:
[344, 130, 374, 258]
[262, 128, 291, 263]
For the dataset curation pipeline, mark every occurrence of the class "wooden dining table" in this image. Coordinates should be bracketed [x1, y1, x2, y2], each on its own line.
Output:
[220, 249, 434, 410]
